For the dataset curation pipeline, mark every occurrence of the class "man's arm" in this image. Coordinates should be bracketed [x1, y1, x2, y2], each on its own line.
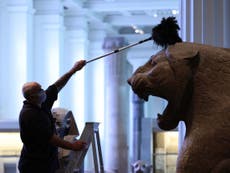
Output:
[49, 134, 87, 151]
[54, 60, 86, 92]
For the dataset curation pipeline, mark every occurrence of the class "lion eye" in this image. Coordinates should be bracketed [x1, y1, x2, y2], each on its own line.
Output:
[151, 60, 157, 66]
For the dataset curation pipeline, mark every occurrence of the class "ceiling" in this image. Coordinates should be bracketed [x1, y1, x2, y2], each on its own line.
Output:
[63, 0, 180, 39]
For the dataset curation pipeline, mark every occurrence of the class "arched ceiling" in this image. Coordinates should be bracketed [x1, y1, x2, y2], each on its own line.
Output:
[63, 0, 180, 39]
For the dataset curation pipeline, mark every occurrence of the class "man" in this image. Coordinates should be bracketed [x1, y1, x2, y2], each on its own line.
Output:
[18, 60, 87, 173]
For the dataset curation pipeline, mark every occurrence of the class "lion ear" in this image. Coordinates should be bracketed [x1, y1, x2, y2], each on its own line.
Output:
[166, 43, 199, 60]
[184, 52, 200, 69]
[166, 43, 200, 71]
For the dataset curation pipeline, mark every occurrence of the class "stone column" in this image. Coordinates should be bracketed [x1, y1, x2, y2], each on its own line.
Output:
[132, 94, 144, 162]
[180, 0, 230, 47]
[223, 0, 230, 48]
[33, 0, 64, 95]
[85, 26, 106, 123]
[103, 37, 131, 173]
[0, 0, 7, 118]
[126, 52, 145, 163]
[62, 13, 88, 132]
[179, 0, 230, 151]
[0, 0, 33, 119]
[84, 26, 107, 172]
[127, 43, 158, 166]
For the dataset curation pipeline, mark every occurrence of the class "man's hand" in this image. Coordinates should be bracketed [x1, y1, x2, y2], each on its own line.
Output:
[54, 59, 86, 92]
[71, 140, 88, 151]
[70, 60, 86, 74]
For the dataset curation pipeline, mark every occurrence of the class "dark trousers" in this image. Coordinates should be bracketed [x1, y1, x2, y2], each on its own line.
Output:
[18, 157, 59, 173]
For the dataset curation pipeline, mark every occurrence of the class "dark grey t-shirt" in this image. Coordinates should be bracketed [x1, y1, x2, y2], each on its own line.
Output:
[18, 85, 58, 173]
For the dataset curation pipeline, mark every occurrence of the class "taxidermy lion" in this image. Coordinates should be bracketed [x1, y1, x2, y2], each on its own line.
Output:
[128, 17, 230, 173]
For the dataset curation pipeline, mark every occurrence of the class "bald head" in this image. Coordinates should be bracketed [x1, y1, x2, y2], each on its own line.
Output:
[22, 82, 41, 100]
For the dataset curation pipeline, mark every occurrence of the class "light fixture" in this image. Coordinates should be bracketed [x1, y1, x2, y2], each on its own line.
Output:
[131, 25, 145, 35]
[172, 9, 179, 15]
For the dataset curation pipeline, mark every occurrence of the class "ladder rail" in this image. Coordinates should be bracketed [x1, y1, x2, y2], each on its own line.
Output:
[95, 130, 104, 173]
[64, 122, 104, 173]
[92, 132, 99, 173]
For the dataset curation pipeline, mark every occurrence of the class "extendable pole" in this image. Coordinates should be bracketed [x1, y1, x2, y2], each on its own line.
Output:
[86, 37, 152, 64]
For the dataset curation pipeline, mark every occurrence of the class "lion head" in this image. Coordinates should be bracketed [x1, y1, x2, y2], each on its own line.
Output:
[128, 43, 200, 130]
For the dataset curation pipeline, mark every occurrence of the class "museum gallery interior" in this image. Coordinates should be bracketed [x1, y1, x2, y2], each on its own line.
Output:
[0, 0, 229, 173]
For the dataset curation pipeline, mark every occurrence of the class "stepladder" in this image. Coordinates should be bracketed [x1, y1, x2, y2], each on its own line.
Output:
[58, 122, 104, 173]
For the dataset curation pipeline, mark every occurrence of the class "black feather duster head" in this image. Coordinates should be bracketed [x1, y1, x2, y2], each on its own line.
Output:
[152, 16, 182, 48]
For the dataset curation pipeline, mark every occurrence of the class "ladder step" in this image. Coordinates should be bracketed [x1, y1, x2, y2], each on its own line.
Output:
[65, 122, 104, 173]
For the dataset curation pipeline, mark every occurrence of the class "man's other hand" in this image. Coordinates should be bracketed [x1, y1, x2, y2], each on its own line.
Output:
[71, 140, 88, 151]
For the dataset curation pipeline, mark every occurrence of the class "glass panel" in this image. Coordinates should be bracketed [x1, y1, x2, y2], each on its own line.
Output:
[0, 132, 22, 156]
[4, 163, 16, 173]
[153, 132, 178, 173]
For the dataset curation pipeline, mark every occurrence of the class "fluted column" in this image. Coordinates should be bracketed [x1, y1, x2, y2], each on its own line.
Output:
[223, 0, 230, 47]
[126, 54, 145, 163]
[33, 0, 64, 98]
[131, 94, 144, 162]
[127, 51, 156, 166]
[179, 0, 230, 151]
[84, 26, 107, 171]
[0, 0, 33, 119]
[180, 0, 230, 47]
[0, 0, 7, 118]
[84, 26, 106, 123]
[61, 13, 88, 132]
[103, 37, 131, 173]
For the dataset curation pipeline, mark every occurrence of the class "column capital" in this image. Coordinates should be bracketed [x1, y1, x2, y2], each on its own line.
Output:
[6, 0, 34, 13]
[103, 37, 126, 50]
[89, 28, 107, 42]
[103, 36, 132, 86]
[34, 0, 63, 15]
[64, 14, 88, 31]
[64, 14, 88, 43]
[6, 0, 32, 6]
[127, 47, 157, 70]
